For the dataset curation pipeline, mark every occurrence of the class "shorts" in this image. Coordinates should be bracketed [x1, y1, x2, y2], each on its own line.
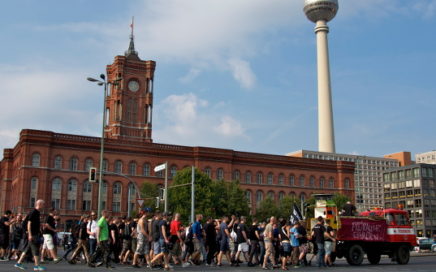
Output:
[219, 239, 229, 252]
[135, 236, 149, 255]
[23, 236, 40, 257]
[153, 240, 161, 255]
[43, 234, 55, 250]
[170, 241, 181, 256]
[237, 242, 249, 252]
[299, 243, 309, 254]
[0, 234, 8, 249]
[265, 240, 275, 255]
[280, 242, 291, 257]
[122, 239, 132, 252]
[325, 241, 333, 255]
[159, 238, 169, 254]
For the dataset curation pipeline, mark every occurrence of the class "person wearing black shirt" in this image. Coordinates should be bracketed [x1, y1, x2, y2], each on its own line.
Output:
[296, 221, 309, 266]
[234, 216, 249, 266]
[324, 222, 335, 267]
[0, 210, 14, 260]
[109, 218, 121, 263]
[14, 199, 45, 271]
[342, 201, 357, 216]
[41, 208, 61, 263]
[247, 219, 260, 266]
[204, 217, 217, 266]
[69, 215, 90, 264]
[150, 213, 171, 270]
[311, 216, 326, 268]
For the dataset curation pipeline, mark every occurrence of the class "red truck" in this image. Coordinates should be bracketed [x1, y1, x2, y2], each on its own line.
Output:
[334, 208, 417, 265]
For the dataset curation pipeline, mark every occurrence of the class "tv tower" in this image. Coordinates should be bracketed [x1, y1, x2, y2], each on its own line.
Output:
[304, 0, 338, 153]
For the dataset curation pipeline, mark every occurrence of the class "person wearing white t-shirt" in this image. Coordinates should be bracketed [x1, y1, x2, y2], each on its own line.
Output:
[87, 212, 97, 256]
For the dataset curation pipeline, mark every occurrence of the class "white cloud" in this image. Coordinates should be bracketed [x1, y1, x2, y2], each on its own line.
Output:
[154, 93, 247, 146]
[179, 68, 201, 84]
[227, 58, 257, 89]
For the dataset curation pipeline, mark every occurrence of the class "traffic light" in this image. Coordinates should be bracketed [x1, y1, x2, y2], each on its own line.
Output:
[89, 167, 97, 183]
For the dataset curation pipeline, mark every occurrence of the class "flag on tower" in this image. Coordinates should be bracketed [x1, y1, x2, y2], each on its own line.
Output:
[130, 16, 134, 35]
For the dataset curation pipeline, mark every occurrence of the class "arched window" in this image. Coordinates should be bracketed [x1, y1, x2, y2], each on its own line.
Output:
[279, 191, 285, 200]
[170, 165, 177, 179]
[54, 155, 62, 169]
[320, 177, 325, 188]
[299, 175, 305, 187]
[289, 175, 295, 186]
[83, 180, 92, 193]
[30, 177, 38, 208]
[278, 174, 285, 185]
[32, 153, 40, 167]
[256, 190, 263, 207]
[267, 173, 274, 185]
[69, 156, 78, 171]
[216, 168, 224, 180]
[204, 167, 211, 178]
[84, 158, 93, 171]
[129, 162, 137, 176]
[115, 160, 123, 174]
[267, 191, 275, 200]
[310, 176, 315, 187]
[102, 180, 108, 194]
[256, 172, 263, 184]
[233, 170, 240, 181]
[300, 193, 306, 203]
[143, 163, 151, 176]
[67, 179, 77, 210]
[289, 192, 297, 199]
[246, 190, 252, 204]
[128, 183, 136, 214]
[329, 178, 335, 188]
[245, 171, 252, 184]
[103, 159, 109, 171]
[112, 182, 122, 212]
[51, 178, 62, 209]
[344, 178, 350, 189]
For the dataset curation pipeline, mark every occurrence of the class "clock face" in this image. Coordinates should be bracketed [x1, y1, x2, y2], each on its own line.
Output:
[128, 80, 140, 92]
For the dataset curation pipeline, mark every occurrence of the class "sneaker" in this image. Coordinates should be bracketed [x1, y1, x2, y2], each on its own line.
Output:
[96, 261, 104, 267]
[14, 263, 26, 270]
[54, 258, 62, 264]
[34, 266, 46, 271]
[182, 262, 190, 268]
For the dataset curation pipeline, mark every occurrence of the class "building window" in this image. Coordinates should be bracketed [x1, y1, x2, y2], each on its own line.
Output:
[278, 174, 284, 185]
[233, 170, 240, 181]
[103, 159, 108, 172]
[82, 200, 91, 211]
[279, 191, 285, 200]
[256, 172, 263, 184]
[309, 176, 315, 187]
[113, 182, 122, 195]
[85, 158, 93, 171]
[51, 199, 60, 210]
[83, 181, 92, 193]
[344, 178, 350, 189]
[31, 153, 41, 167]
[256, 190, 263, 207]
[68, 179, 77, 192]
[112, 202, 121, 212]
[329, 178, 335, 188]
[204, 167, 211, 178]
[217, 168, 224, 180]
[69, 157, 78, 171]
[129, 162, 137, 176]
[52, 178, 62, 191]
[267, 191, 275, 200]
[30, 177, 38, 208]
[246, 190, 252, 204]
[102, 181, 108, 194]
[66, 199, 76, 210]
[299, 175, 305, 187]
[245, 171, 252, 184]
[31, 177, 38, 190]
[300, 193, 306, 203]
[170, 165, 178, 179]
[143, 163, 151, 176]
[267, 173, 273, 185]
[319, 177, 325, 188]
[115, 160, 123, 174]
[54, 155, 62, 169]
[289, 175, 295, 186]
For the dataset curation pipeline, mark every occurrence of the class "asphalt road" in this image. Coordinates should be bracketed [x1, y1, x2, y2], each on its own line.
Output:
[2, 254, 436, 272]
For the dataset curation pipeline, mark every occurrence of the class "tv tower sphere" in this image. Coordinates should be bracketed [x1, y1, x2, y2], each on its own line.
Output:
[304, 0, 339, 23]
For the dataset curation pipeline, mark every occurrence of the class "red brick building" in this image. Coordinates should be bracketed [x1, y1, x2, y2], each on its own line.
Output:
[0, 37, 355, 220]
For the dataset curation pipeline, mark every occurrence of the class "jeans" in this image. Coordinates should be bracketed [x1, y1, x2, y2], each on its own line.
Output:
[88, 238, 97, 256]
[316, 242, 326, 267]
[248, 240, 259, 264]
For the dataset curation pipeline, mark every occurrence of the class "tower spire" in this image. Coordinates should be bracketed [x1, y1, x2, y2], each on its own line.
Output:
[125, 16, 139, 60]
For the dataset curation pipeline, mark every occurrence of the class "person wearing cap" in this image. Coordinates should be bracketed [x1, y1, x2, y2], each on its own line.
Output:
[132, 208, 150, 268]
[68, 214, 90, 265]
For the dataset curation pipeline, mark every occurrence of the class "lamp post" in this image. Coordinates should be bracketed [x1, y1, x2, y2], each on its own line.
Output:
[87, 74, 120, 217]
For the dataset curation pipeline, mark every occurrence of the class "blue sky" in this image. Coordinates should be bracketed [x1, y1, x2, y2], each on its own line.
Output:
[1, 0, 435, 159]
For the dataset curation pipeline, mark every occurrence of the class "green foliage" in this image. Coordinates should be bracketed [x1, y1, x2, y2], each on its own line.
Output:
[332, 193, 351, 211]
[278, 196, 300, 219]
[139, 181, 159, 211]
[304, 196, 317, 219]
[255, 198, 279, 222]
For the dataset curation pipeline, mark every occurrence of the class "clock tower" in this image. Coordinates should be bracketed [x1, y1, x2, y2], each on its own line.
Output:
[104, 31, 156, 143]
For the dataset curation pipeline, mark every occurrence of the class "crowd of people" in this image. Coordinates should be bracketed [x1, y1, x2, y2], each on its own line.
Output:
[0, 199, 338, 271]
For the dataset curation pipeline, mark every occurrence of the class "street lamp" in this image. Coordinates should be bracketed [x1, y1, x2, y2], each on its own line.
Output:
[87, 74, 120, 217]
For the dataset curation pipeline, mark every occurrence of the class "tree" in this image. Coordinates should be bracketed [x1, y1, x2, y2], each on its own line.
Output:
[139, 182, 160, 211]
[255, 198, 279, 222]
[278, 196, 300, 219]
[332, 193, 351, 212]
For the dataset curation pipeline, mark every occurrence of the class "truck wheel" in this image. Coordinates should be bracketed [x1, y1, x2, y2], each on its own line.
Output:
[396, 245, 410, 265]
[346, 244, 364, 266]
[367, 252, 381, 265]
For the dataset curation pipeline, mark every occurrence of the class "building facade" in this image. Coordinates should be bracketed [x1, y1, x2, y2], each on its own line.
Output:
[0, 37, 355, 222]
[416, 151, 436, 165]
[288, 150, 402, 211]
[383, 164, 436, 237]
